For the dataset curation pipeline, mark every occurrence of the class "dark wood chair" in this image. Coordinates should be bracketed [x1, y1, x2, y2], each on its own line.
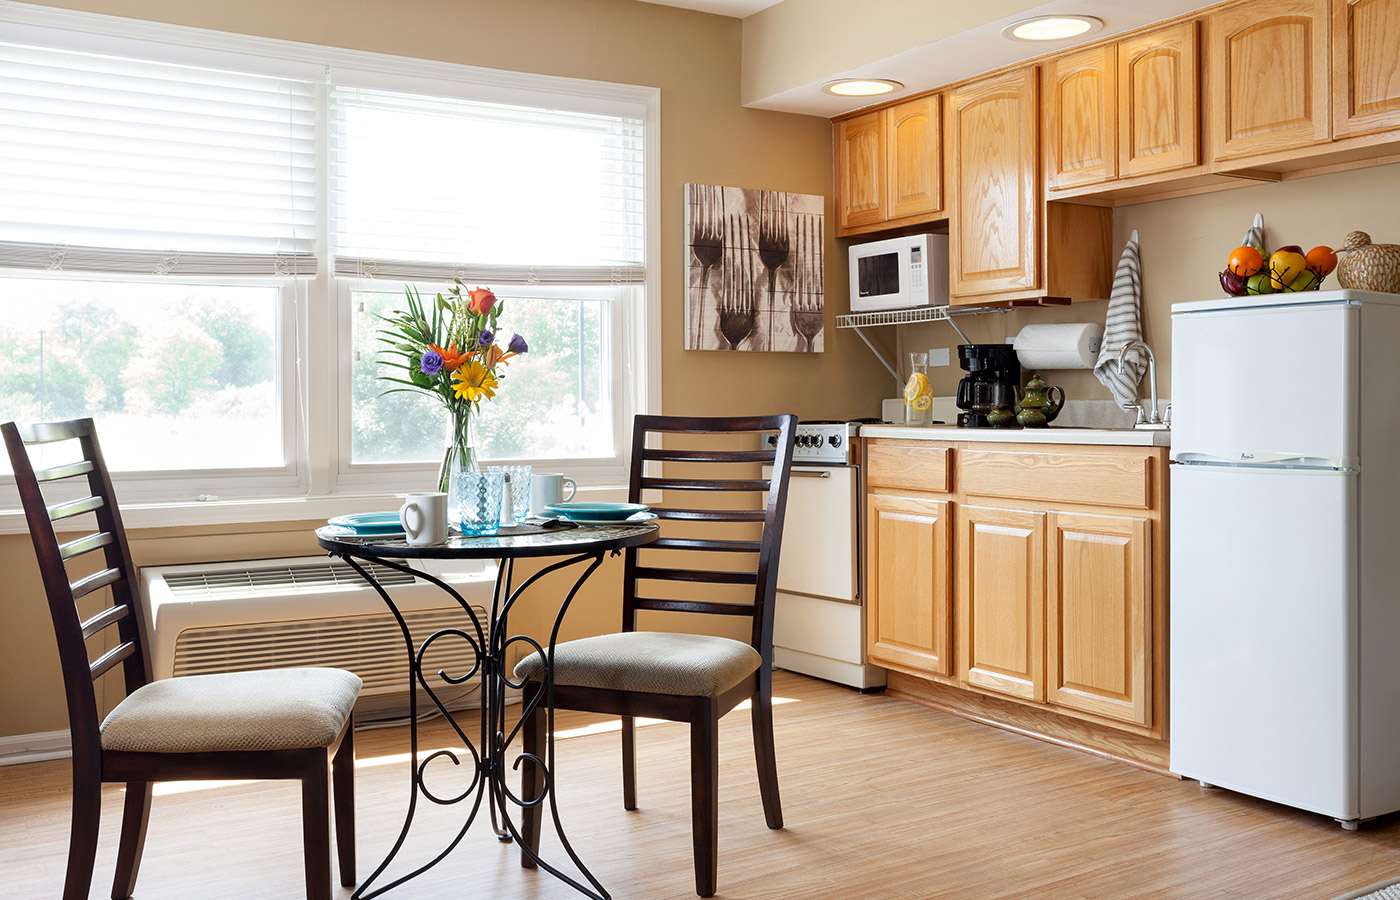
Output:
[3, 418, 360, 900]
[515, 413, 797, 897]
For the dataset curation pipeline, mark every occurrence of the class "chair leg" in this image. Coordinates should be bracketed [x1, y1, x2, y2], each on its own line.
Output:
[64, 760, 101, 900]
[332, 724, 356, 888]
[621, 715, 637, 811]
[519, 686, 545, 869]
[751, 680, 784, 830]
[111, 781, 152, 899]
[690, 712, 719, 899]
[301, 758, 332, 900]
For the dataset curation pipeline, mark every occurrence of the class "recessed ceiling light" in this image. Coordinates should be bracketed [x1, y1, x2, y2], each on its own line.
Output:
[821, 79, 904, 97]
[1002, 15, 1104, 42]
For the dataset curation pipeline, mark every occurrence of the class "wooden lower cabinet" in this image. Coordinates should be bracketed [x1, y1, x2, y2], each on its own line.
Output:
[957, 505, 1046, 702]
[1046, 512, 1152, 726]
[864, 439, 1168, 763]
[866, 494, 953, 677]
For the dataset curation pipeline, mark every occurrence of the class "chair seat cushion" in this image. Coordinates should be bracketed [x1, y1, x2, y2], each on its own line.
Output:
[513, 631, 761, 698]
[100, 667, 362, 753]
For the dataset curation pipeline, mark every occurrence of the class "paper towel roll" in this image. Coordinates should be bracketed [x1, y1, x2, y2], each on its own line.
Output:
[1013, 322, 1104, 370]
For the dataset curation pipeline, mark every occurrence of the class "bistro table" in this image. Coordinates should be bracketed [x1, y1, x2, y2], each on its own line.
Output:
[317, 519, 660, 900]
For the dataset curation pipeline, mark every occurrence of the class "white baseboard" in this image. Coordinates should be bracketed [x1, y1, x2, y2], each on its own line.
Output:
[0, 729, 72, 767]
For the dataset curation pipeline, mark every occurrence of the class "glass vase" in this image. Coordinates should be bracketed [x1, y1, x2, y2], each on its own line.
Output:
[438, 407, 480, 529]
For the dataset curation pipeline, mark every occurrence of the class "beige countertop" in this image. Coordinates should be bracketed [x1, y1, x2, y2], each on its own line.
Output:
[860, 423, 1172, 447]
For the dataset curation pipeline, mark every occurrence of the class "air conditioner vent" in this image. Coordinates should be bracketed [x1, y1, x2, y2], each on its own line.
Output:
[171, 606, 486, 697]
[163, 560, 415, 597]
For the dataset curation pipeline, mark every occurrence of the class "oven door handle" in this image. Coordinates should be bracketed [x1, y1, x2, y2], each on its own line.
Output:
[789, 469, 831, 478]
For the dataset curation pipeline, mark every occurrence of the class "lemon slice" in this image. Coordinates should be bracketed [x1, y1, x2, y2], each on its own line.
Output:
[904, 371, 932, 406]
[912, 394, 933, 411]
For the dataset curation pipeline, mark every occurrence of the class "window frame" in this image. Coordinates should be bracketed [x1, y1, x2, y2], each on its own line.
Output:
[0, 0, 661, 534]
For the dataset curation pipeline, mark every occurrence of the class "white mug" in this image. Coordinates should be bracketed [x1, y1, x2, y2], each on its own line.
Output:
[530, 473, 577, 517]
[399, 492, 448, 546]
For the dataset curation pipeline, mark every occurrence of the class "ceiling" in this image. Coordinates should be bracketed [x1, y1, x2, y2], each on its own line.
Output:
[640, 0, 1211, 117]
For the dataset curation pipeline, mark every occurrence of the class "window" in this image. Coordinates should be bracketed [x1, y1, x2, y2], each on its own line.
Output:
[0, 3, 658, 521]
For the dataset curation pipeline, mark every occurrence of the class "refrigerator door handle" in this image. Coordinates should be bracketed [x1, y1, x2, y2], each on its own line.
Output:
[1174, 450, 1357, 470]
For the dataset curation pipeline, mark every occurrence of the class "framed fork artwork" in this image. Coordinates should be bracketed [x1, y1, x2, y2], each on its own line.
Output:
[684, 183, 825, 352]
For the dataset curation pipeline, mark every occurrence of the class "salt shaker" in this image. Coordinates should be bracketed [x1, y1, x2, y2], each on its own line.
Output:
[499, 473, 516, 527]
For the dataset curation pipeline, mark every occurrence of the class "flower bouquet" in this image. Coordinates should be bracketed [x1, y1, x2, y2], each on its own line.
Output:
[377, 280, 527, 530]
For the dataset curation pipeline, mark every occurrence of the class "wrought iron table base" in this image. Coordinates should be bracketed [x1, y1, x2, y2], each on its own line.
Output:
[333, 549, 613, 900]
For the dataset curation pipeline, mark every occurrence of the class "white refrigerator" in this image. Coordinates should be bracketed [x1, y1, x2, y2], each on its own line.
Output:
[1170, 289, 1400, 828]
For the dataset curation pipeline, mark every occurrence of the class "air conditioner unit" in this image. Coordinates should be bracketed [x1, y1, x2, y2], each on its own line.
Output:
[139, 555, 507, 722]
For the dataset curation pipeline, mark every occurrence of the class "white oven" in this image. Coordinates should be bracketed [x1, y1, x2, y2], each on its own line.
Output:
[765, 421, 886, 690]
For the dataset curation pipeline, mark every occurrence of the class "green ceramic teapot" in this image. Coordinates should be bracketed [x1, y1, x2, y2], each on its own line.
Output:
[1014, 374, 1065, 427]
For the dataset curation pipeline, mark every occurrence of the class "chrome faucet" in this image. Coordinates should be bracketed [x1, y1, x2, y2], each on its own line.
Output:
[1116, 340, 1166, 427]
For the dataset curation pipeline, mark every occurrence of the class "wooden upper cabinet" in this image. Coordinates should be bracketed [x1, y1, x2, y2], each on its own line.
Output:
[1120, 22, 1201, 177]
[947, 68, 1040, 300]
[957, 505, 1046, 702]
[1208, 0, 1332, 162]
[836, 110, 886, 231]
[1046, 512, 1152, 727]
[866, 494, 954, 678]
[1045, 45, 1118, 189]
[888, 95, 944, 221]
[1333, 0, 1400, 137]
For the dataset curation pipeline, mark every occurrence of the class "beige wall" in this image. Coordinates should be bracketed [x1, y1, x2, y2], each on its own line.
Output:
[0, 0, 895, 738]
[898, 162, 1400, 401]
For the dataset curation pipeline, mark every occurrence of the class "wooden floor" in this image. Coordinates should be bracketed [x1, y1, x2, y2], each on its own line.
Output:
[3, 670, 1399, 899]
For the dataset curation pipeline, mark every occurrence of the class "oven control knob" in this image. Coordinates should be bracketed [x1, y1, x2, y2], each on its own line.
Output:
[800, 435, 812, 447]
[830, 434, 843, 448]
[813, 435, 825, 447]
[768, 435, 778, 446]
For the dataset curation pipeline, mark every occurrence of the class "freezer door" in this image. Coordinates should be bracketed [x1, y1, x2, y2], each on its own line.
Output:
[1171, 301, 1358, 466]
[1170, 464, 1359, 819]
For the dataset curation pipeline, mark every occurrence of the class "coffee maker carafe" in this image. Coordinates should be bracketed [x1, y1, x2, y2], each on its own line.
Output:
[955, 344, 1021, 427]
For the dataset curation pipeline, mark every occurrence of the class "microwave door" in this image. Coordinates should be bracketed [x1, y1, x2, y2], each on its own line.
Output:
[857, 246, 906, 303]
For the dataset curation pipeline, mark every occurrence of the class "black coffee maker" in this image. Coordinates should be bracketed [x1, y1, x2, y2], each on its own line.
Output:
[955, 344, 1021, 427]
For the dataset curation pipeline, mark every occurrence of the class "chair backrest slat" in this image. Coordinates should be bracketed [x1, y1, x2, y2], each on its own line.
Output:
[80, 601, 130, 640]
[58, 531, 114, 561]
[634, 598, 755, 616]
[640, 476, 771, 492]
[48, 494, 105, 522]
[634, 566, 757, 586]
[89, 641, 137, 681]
[3, 418, 154, 766]
[71, 566, 124, 602]
[35, 459, 95, 482]
[650, 537, 761, 553]
[622, 414, 796, 659]
[652, 508, 766, 523]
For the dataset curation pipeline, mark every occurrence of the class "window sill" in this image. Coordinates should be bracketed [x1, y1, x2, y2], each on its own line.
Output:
[0, 484, 629, 536]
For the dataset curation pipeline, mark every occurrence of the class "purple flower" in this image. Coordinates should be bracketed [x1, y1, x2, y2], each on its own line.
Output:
[508, 333, 529, 354]
[420, 349, 443, 375]
[478, 330, 494, 347]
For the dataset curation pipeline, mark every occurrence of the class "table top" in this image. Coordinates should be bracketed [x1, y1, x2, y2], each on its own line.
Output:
[316, 520, 659, 560]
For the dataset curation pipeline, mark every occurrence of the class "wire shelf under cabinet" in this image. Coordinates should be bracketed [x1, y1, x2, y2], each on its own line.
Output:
[835, 305, 1006, 330]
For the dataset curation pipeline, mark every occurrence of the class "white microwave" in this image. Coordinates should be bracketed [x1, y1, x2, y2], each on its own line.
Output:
[848, 233, 949, 312]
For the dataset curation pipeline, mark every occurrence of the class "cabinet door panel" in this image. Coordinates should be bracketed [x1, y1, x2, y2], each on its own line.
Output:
[948, 69, 1039, 299]
[1120, 22, 1200, 176]
[1046, 512, 1152, 726]
[1210, 0, 1331, 161]
[888, 95, 943, 220]
[1046, 46, 1117, 188]
[867, 495, 953, 677]
[1333, 0, 1400, 137]
[837, 111, 886, 231]
[957, 505, 1045, 701]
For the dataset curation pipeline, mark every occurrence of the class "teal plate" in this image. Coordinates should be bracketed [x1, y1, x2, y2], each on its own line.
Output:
[544, 501, 650, 521]
[327, 511, 403, 535]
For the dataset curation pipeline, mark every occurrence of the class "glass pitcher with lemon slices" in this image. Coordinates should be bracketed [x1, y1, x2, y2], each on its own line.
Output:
[904, 352, 933, 426]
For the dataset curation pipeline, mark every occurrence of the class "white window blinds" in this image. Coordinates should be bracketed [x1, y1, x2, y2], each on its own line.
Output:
[0, 42, 316, 276]
[329, 85, 644, 285]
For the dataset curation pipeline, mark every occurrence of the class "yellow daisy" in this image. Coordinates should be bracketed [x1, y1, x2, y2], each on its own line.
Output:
[451, 359, 498, 402]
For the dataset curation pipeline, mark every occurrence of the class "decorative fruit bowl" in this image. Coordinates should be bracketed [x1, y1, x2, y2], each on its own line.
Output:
[1218, 242, 1337, 297]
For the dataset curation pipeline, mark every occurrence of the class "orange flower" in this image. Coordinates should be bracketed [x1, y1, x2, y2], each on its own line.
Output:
[467, 287, 498, 315]
[429, 342, 467, 372]
[481, 344, 517, 368]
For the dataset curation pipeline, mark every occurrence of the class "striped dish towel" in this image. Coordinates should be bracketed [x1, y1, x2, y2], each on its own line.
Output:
[1093, 229, 1145, 408]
